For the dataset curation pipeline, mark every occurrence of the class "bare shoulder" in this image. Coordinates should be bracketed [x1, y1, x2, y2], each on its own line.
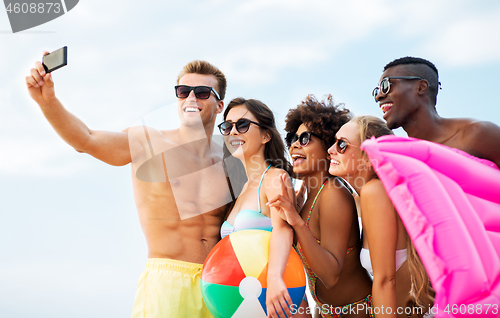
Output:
[267, 166, 287, 176]
[360, 178, 395, 222]
[461, 120, 500, 166]
[360, 178, 387, 201]
[463, 119, 500, 139]
[321, 177, 354, 203]
[316, 178, 355, 220]
[265, 167, 288, 182]
[262, 167, 291, 192]
[126, 126, 177, 166]
[124, 126, 172, 141]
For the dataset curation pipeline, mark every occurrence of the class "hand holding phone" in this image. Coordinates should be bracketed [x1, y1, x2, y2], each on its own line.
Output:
[42, 46, 67, 73]
[26, 48, 64, 105]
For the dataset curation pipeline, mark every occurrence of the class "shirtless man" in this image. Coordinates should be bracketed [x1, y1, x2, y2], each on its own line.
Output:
[373, 56, 500, 168]
[26, 58, 235, 317]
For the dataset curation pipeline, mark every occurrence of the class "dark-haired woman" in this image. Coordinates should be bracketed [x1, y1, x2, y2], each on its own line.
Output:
[219, 97, 297, 318]
[268, 95, 373, 318]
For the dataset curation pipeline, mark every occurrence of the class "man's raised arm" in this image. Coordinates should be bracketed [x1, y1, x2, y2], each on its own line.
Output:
[26, 53, 131, 166]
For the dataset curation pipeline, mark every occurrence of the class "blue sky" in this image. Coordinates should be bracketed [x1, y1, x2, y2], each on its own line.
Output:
[1, 1, 500, 317]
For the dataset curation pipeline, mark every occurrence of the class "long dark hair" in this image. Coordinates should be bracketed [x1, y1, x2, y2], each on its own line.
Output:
[223, 97, 293, 176]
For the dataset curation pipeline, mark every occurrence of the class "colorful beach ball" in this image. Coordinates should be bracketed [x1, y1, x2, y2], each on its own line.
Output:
[201, 230, 306, 318]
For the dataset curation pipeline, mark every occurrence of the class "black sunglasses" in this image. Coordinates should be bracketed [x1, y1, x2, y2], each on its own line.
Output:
[218, 118, 264, 136]
[175, 85, 221, 100]
[372, 76, 424, 101]
[286, 131, 320, 148]
[333, 138, 358, 154]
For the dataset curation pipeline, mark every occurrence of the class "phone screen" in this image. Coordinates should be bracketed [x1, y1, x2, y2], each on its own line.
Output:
[42, 46, 67, 73]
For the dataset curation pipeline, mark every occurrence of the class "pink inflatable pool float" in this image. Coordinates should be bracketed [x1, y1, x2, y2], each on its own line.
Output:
[362, 136, 500, 317]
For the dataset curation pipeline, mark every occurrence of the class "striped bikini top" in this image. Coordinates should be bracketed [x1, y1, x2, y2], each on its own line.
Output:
[294, 178, 358, 304]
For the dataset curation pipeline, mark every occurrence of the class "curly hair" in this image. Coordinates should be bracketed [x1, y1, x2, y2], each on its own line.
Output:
[285, 94, 352, 150]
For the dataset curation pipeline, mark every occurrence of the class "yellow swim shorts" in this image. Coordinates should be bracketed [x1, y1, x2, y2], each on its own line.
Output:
[131, 258, 213, 318]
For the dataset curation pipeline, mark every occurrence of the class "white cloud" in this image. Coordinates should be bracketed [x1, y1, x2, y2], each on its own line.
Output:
[419, 7, 500, 67]
[51, 1, 129, 31]
[375, 0, 500, 67]
[0, 137, 92, 177]
[0, 260, 136, 317]
[199, 0, 393, 86]
[218, 42, 328, 85]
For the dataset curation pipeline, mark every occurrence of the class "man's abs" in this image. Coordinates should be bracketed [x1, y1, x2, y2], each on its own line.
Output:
[132, 174, 229, 264]
[142, 212, 224, 263]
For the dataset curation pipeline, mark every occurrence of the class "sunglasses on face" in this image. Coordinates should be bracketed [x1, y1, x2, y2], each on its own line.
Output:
[371, 76, 424, 102]
[286, 131, 320, 148]
[218, 118, 264, 136]
[333, 138, 358, 154]
[175, 85, 221, 100]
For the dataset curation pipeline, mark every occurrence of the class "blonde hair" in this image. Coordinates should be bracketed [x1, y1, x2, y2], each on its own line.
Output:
[177, 60, 227, 100]
[351, 115, 393, 157]
[352, 115, 434, 309]
[407, 240, 435, 309]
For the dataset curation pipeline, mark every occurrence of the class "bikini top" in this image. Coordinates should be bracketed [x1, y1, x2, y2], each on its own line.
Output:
[220, 164, 272, 239]
[296, 178, 359, 249]
[354, 180, 408, 276]
[360, 248, 408, 276]
[294, 178, 358, 305]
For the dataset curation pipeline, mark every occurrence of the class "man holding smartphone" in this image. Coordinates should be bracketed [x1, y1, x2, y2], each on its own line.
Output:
[26, 56, 234, 318]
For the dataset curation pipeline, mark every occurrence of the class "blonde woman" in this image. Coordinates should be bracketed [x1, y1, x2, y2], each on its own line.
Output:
[327, 116, 434, 318]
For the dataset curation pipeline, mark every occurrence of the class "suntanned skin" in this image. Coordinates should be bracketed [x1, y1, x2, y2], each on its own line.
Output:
[360, 179, 418, 318]
[26, 56, 229, 264]
[130, 127, 230, 262]
[376, 64, 500, 168]
[269, 123, 372, 318]
[223, 105, 295, 318]
[328, 122, 432, 318]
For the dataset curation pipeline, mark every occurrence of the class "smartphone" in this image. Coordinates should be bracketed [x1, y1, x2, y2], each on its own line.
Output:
[42, 46, 68, 73]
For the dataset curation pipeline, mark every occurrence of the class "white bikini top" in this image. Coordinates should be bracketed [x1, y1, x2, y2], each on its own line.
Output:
[360, 248, 408, 276]
[340, 177, 408, 276]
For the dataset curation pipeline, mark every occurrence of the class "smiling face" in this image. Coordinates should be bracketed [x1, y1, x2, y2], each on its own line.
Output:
[375, 65, 421, 130]
[177, 73, 223, 128]
[224, 105, 269, 161]
[289, 123, 329, 178]
[327, 121, 364, 178]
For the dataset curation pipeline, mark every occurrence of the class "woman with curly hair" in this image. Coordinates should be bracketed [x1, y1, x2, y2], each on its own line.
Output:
[268, 95, 373, 318]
